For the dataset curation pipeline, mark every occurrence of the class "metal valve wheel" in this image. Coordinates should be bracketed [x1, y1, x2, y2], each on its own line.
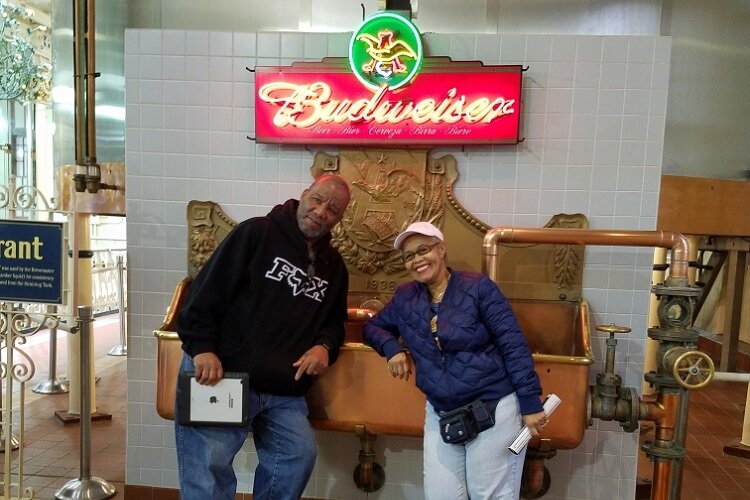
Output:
[595, 323, 631, 335]
[672, 351, 715, 389]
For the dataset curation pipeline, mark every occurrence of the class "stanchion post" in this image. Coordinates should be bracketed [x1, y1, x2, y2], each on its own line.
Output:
[108, 255, 127, 356]
[55, 305, 116, 500]
[33, 304, 70, 394]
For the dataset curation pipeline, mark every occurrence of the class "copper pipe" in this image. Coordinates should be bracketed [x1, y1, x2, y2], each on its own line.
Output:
[636, 383, 682, 500]
[637, 390, 679, 439]
[72, 0, 83, 164]
[670, 389, 690, 499]
[85, 0, 96, 164]
[522, 458, 546, 496]
[654, 392, 679, 444]
[347, 308, 376, 321]
[73, 0, 97, 167]
[354, 425, 382, 492]
[652, 460, 673, 500]
[483, 226, 692, 500]
[638, 400, 666, 427]
[482, 228, 689, 286]
[72, 0, 117, 193]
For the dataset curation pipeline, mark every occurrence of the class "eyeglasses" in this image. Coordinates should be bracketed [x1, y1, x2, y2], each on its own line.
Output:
[402, 242, 440, 263]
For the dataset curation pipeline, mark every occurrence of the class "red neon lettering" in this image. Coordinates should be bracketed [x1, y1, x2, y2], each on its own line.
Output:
[258, 82, 515, 129]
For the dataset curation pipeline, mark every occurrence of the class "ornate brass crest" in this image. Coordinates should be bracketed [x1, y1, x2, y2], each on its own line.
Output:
[311, 149, 481, 299]
[314, 150, 443, 275]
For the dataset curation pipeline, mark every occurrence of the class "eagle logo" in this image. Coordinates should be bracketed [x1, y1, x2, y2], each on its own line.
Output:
[349, 12, 423, 92]
[356, 30, 418, 79]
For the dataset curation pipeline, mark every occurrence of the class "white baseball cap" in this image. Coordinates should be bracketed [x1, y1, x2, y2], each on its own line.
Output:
[393, 222, 444, 250]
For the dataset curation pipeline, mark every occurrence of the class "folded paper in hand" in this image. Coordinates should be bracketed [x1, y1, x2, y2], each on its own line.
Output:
[508, 393, 562, 455]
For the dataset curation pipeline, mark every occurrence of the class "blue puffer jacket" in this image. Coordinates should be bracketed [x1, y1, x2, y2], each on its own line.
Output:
[363, 270, 543, 415]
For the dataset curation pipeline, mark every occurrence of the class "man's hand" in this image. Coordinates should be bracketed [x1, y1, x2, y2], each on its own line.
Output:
[293, 345, 330, 381]
[193, 352, 224, 385]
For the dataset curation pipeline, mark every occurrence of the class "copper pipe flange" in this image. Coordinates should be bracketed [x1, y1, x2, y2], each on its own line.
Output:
[651, 283, 702, 298]
[617, 387, 640, 433]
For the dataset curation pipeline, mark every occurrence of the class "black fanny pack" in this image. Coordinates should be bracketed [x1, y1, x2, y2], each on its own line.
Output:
[438, 399, 499, 445]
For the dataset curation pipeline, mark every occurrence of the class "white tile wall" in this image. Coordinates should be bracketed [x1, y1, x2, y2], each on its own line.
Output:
[125, 29, 671, 499]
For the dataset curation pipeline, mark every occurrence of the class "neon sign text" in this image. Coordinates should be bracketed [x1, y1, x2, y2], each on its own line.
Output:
[254, 61, 524, 145]
[258, 82, 515, 129]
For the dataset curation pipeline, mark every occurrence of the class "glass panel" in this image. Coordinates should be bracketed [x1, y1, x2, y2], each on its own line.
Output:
[0, 100, 10, 184]
[1, 1, 54, 219]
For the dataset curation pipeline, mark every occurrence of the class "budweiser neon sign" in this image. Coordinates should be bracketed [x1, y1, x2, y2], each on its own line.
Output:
[258, 82, 516, 127]
[254, 12, 524, 145]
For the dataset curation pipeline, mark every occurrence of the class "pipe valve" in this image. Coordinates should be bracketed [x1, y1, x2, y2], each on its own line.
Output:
[664, 348, 715, 389]
[353, 425, 385, 492]
[73, 164, 122, 194]
[590, 323, 639, 432]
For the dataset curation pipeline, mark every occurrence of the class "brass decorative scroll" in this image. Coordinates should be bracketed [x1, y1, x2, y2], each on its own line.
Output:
[184, 151, 588, 303]
[186, 201, 236, 279]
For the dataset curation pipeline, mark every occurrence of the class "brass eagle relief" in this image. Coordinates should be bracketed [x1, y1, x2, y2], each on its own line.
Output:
[312, 149, 454, 299]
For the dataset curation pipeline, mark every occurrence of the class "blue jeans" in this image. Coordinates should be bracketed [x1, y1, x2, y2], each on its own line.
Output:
[423, 393, 526, 499]
[175, 354, 316, 500]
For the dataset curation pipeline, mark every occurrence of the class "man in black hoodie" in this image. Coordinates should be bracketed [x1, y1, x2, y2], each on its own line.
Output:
[175, 174, 351, 500]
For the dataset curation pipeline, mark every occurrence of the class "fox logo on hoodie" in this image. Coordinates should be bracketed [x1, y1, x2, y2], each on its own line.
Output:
[265, 257, 327, 302]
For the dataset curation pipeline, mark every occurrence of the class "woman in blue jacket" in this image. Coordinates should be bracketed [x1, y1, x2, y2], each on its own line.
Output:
[363, 221, 547, 499]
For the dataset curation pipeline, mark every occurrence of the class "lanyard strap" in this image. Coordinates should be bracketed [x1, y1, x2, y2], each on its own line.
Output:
[430, 302, 441, 350]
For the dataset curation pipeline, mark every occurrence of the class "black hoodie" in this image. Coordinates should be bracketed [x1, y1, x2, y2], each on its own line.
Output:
[177, 199, 349, 396]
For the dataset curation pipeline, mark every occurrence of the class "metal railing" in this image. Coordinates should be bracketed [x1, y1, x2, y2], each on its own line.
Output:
[0, 303, 67, 499]
[90, 249, 127, 315]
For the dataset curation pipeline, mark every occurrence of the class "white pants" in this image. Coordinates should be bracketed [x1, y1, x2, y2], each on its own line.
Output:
[423, 393, 526, 500]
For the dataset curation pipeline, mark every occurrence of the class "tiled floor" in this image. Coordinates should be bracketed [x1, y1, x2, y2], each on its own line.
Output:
[6, 315, 750, 500]
[637, 378, 750, 499]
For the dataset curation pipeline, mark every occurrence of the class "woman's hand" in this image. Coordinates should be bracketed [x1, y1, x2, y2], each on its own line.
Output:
[386, 352, 412, 381]
[522, 411, 548, 437]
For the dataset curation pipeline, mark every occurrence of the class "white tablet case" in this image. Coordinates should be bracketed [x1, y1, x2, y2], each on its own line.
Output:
[177, 372, 249, 426]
